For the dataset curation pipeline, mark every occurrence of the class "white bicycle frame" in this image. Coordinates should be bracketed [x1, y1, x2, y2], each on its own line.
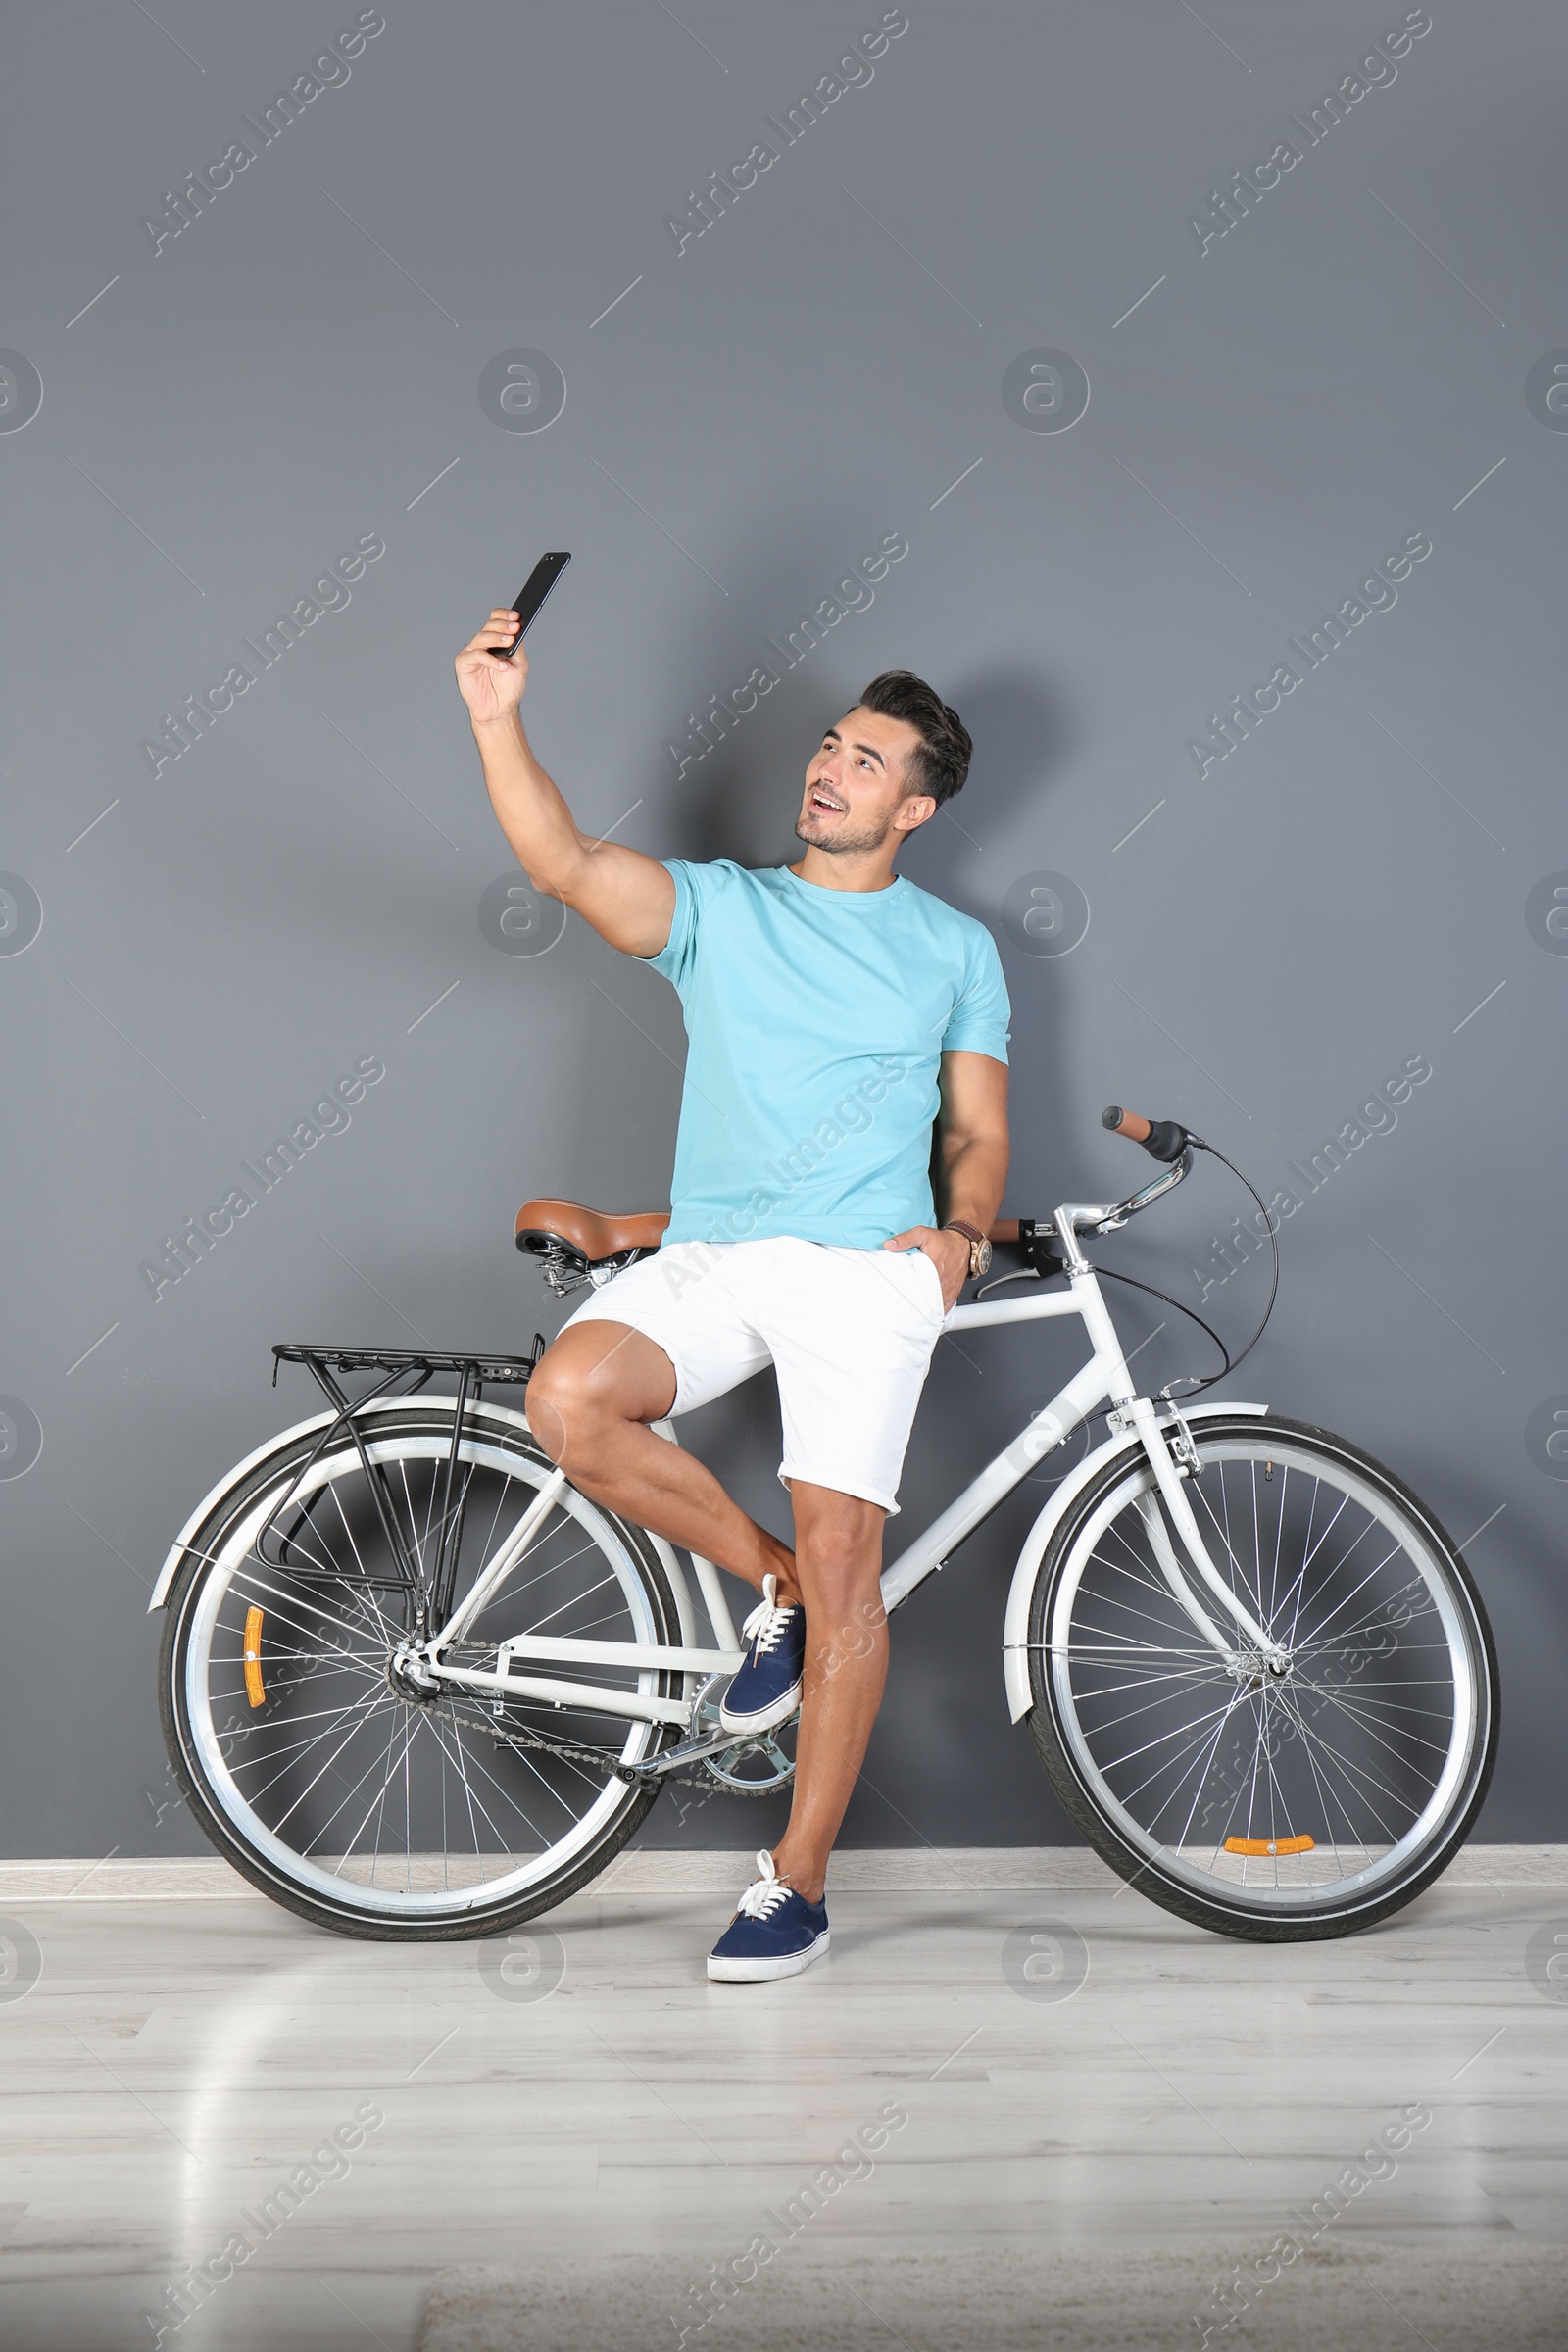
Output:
[148, 1161, 1281, 1745]
[368, 1165, 1280, 1742]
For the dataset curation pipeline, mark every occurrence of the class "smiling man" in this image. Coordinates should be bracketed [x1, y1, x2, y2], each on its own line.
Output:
[458, 615, 1010, 1981]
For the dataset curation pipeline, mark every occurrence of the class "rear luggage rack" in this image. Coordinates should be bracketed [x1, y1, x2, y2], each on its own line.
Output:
[271, 1341, 546, 1387]
[264, 1340, 549, 1609]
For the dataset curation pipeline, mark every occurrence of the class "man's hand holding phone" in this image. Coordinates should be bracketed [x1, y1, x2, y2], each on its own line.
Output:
[455, 610, 529, 730]
[455, 553, 570, 730]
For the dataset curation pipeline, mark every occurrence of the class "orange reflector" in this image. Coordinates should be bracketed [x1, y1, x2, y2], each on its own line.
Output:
[243, 1605, 266, 1709]
[1224, 1834, 1315, 1857]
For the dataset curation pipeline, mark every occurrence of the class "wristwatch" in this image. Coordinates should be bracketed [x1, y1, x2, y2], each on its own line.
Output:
[943, 1220, 993, 1279]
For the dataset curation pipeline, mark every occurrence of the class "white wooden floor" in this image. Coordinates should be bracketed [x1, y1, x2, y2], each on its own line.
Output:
[0, 1848, 1563, 2349]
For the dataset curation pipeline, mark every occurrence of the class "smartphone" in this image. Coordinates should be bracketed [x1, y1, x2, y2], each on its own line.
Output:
[494, 552, 570, 660]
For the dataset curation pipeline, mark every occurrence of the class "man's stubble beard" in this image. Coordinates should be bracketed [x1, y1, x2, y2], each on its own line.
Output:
[794, 808, 894, 857]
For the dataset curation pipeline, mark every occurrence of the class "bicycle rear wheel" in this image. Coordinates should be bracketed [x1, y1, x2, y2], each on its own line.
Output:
[160, 1401, 682, 1939]
[1026, 1414, 1498, 1940]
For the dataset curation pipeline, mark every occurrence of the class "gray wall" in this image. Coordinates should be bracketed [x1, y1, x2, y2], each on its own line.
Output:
[3, 0, 1564, 1859]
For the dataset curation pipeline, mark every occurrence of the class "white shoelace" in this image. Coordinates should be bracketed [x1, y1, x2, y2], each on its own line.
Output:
[740, 1572, 798, 1659]
[735, 1849, 794, 1920]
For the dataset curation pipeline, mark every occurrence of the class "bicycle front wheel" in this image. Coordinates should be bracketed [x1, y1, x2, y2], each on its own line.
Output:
[1026, 1414, 1499, 1940]
[160, 1401, 683, 1939]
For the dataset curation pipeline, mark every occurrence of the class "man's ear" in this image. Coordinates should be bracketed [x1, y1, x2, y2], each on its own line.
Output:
[894, 793, 938, 836]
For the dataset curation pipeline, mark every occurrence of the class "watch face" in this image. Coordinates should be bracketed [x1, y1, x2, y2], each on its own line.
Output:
[974, 1238, 993, 1275]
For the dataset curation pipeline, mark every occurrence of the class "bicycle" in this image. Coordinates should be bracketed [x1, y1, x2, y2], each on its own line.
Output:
[151, 1108, 1499, 1945]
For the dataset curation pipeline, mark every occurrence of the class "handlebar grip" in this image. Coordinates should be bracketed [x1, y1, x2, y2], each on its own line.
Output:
[1101, 1104, 1192, 1164]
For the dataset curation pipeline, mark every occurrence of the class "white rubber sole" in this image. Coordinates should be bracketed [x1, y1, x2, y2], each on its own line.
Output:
[707, 1928, 830, 1983]
[717, 1680, 804, 1737]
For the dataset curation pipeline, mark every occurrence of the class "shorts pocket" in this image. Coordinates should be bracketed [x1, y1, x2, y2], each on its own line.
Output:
[905, 1246, 947, 1323]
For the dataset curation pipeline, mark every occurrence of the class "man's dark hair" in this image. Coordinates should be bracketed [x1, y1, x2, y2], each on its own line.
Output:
[857, 670, 971, 808]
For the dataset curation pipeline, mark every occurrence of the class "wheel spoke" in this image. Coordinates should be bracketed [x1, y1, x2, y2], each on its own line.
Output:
[272, 1690, 402, 1842]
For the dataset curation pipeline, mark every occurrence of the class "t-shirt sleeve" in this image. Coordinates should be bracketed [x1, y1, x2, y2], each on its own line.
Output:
[644, 858, 702, 992]
[941, 925, 1011, 1063]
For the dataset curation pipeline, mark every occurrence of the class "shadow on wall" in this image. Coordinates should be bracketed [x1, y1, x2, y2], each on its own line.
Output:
[902, 663, 1088, 1192]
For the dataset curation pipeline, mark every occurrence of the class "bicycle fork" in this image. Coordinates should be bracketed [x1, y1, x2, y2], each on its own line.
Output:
[1118, 1396, 1285, 1669]
[1059, 1237, 1285, 1673]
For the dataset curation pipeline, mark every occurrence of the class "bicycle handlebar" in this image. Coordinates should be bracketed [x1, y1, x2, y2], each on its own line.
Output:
[1102, 1103, 1196, 1165]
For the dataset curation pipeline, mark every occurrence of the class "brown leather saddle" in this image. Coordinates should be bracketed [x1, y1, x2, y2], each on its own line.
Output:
[514, 1199, 669, 1297]
[514, 1198, 1029, 1298]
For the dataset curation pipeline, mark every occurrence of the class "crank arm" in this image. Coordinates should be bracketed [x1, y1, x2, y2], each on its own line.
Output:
[615, 1705, 804, 1786]
[614, 1723, 735, 1785]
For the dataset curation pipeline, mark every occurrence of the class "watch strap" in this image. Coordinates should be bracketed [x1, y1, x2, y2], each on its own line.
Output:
[942, 1219, 990, 1277]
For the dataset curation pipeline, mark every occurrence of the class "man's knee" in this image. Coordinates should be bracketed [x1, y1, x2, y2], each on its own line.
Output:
[526, 1337, 613, 1462]
[794, 1511, 886, 1659]
[523, 1348, 575, 1463]
[794, 1495, 883, 1584]
[800, 1536, 881, 1603]
[526, 1326, 672, 1464]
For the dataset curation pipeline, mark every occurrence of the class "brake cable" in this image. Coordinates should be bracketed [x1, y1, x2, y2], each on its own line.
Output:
[1082, 1261, 1233, 1386]
[1088, 1131, 1279, 1406]
[1182, 1137, 1280, 1392]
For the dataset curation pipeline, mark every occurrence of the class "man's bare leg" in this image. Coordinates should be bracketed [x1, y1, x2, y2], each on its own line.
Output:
[526, 1323, 798, 1602]
[531, 1341, 887, 1904]
[768, 1481, 888, 1905]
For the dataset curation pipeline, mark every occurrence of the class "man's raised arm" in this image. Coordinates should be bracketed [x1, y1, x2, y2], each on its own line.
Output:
[455, 609, 676, 958]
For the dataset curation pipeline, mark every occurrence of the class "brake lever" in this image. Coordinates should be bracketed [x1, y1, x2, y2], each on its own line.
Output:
[976, 1217, 1065, 1298]
[1016, 1217, 1065, 1277]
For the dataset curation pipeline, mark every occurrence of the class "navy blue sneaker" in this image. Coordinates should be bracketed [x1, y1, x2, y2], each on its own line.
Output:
[707, 1850, 830, 1982]
[719, 1573, 806, 1734]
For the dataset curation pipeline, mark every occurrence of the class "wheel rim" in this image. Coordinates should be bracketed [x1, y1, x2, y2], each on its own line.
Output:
[181, 1428, 668, 1918]
[1046, 1435, 1483, 1914]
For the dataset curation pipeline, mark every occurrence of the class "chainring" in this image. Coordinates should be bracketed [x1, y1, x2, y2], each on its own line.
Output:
[688, 1671, 798, 1795]
[701, 1726, 797, 1794]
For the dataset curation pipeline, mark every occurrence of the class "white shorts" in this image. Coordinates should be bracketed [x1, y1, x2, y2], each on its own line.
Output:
[560, 1236, 950, 1514]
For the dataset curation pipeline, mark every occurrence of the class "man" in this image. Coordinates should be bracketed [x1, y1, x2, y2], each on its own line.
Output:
[456, 610, 1010, 1981]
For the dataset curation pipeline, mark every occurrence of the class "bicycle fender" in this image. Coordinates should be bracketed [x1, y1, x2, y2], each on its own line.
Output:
[147, 1395, 538, 1610]
[1001, 1400, 1268, 1721]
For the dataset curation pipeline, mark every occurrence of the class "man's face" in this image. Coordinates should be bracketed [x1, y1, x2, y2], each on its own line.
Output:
[794, 706, 933, 856]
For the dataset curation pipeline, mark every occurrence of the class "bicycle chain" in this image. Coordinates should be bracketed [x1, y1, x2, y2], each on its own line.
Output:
[446, 1700, 777, 1794]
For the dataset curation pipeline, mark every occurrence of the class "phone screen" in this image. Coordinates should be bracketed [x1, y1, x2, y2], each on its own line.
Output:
[496, 552, 570, 658]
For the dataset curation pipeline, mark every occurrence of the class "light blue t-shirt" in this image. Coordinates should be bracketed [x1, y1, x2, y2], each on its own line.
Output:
[645, 859, 1010, 1250]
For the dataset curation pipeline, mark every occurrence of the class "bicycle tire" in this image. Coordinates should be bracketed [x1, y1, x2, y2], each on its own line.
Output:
[1024, 1413, 1499, 1941]
[159, 1400, 684, 1940]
